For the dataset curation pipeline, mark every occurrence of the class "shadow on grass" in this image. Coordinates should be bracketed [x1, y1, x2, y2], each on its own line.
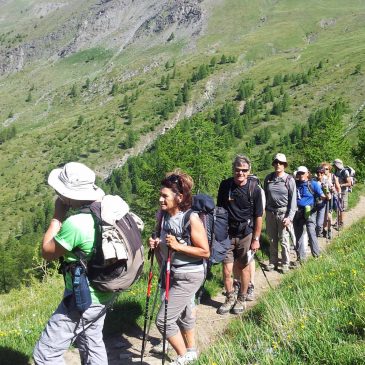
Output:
[104, 299, 143, 337]
[0, 347, 30, 365]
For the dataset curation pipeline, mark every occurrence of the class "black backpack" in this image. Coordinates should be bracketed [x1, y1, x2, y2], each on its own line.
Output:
[182, 193, 231, 265]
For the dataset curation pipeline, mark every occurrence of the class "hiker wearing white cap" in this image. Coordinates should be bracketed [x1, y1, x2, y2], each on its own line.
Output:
[332, 159, 352, 226]
[264, 153, 297, 273]
[293, 166, 330, 263]
[33, 162, 113, 365]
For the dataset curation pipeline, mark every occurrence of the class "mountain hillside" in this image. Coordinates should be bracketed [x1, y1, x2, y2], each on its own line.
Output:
[0, 0, 365, 292]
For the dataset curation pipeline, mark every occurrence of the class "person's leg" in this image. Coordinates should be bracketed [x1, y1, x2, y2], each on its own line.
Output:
[306, 212, 320, 257]
[278, 213, 290, 268]
[217, 240, 236, 314]
[266, 212, 279, 268]
[33, 300, 80, 365]
[316, 205, 326, 236]
[223, 262, 234, 294]
[156, 271, 203, 356]
[75, 304, 107, 365]
[231, 234, 251, 314]
[293, 213, 306, 261]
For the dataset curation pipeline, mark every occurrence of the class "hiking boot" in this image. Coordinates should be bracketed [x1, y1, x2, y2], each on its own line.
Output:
[217, 291, 236, 315]
[233, 280, 241, 296]
[246, 283, 255, 301]
[231, 293, 246, 314]
[281, 264, 290, 274]
[150, 340, 169, 354]
[265, 263, 277, 272]
[290, 260, 301, 269]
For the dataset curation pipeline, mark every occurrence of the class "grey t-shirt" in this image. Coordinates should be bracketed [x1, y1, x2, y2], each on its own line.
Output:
[160, 211, 205, 273]
[264, 172, 297, 221]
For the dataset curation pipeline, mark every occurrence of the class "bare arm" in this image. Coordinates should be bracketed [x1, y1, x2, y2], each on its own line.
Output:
[42, 198, 69, 261]
[250, 216, 262, 252]
[166, 214, 210, 259]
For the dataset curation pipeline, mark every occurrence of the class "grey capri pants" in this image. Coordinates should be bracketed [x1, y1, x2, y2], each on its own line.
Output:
[156, 270, 204, 338]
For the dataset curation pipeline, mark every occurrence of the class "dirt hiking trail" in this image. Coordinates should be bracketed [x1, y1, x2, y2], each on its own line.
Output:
[64, 196, 365, 364]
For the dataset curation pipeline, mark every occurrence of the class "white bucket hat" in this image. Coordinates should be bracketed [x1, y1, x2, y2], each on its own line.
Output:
[332, 159, 344, 170]
[48, 162, 105, 201]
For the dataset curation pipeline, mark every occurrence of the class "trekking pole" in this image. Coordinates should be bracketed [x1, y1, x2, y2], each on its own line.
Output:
[255, 252, 273, 289]
[145, 262, 165, 344]
[162, 248, 172, 365]
[141, 234, 156, 365]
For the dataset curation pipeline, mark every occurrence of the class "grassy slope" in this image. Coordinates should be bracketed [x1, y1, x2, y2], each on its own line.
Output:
[0, 0, 365, 239]
[0, 187, 363, 363]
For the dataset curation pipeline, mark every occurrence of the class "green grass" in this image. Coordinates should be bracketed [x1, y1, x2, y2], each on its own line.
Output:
[197, 217, 365, 365]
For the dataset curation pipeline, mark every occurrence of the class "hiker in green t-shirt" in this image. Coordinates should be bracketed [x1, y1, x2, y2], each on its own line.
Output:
[33, 162, 113, 365]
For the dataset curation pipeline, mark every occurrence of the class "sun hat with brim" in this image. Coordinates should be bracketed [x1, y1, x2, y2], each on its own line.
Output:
[297, 166, 308, 173]
[272, 153, 288, 166]
[332, 158, 344, 170]
[48, 162, 105, 201]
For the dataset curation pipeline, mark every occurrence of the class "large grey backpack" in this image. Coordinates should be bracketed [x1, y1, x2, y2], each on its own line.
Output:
[77, 195, 144, 292]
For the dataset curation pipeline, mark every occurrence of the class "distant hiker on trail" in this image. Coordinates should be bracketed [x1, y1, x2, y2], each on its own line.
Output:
[33, 162, 113, 365]
[333, 158, 352, 226]
[315, 165, 340, 239]
[264, 153, 297, 273]
[293, 166, 330, 263]
[148, 169, 209, 365]
[216, 155, 263, 315]
[320, 162, 341, 238]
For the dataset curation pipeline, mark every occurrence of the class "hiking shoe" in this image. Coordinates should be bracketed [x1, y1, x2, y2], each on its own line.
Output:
[246, 283, 255, 301]
[170, 351, 197, 365]
[281, 264, 290, 274]
[150, 340, 169, 354]
[169, 355, 188, 365]
[185, 350, 198, 362]
[231, 294, 246, 314]
[265, 263, 277, 272]
[290, 260, 301, 269]
[217, 291, 236, 315]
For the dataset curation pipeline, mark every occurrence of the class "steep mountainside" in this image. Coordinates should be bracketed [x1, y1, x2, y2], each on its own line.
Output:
[0, 0, 364, 250]
[0, 0, 205, 75]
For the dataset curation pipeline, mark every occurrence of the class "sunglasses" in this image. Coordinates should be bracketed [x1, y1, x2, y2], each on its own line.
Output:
[166, 174, 183, 192]
[297, 171, 305, 175]
[324, 168, 329, 170]
[235, 168, 249, 173]
[273, 160, 285, 165]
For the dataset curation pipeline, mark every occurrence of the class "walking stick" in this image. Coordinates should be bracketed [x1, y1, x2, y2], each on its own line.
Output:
[162, 248, 171, 365]
[255, 252, 273, 289]
[141, 235, 156, 365]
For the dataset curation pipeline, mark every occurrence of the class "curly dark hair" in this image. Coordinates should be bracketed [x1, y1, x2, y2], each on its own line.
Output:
[161, 169, 193, 211]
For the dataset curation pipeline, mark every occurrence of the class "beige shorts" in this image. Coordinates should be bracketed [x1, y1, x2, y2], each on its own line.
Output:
[223, 233, 253, 267]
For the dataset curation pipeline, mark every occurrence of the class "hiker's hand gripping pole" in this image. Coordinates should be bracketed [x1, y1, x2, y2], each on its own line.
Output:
[141, 233, 157, 365]
[162, 247, 172, 365]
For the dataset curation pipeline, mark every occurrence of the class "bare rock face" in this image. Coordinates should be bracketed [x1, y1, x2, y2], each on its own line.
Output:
[0, 0, 205, 76]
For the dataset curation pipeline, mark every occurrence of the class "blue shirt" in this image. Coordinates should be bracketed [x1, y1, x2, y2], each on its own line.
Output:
[296, 179, 323, 208]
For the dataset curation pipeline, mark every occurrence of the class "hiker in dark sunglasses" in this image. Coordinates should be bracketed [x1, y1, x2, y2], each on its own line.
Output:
[216, 155, 263, 315]
[264, 153, 297, 273]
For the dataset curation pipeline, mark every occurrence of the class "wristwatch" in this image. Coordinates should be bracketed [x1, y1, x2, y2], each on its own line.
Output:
[253, 236, 260, 241]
